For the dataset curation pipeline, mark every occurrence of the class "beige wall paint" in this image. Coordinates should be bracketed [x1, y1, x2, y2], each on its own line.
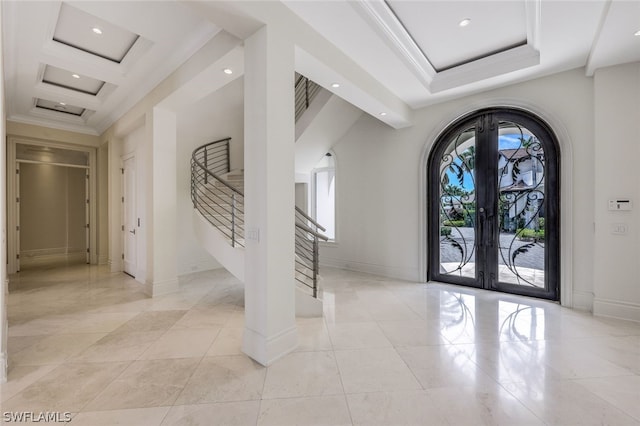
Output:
[20, 163, 86, 256]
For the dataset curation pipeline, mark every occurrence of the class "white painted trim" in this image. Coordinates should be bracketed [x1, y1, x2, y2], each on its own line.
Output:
[430, 45, 540, 93]
[351, 0, 435, 89]
[177, 256, 222, 276]
[593, 298, 640, 323]
[418, 99, 575, 308]
[353, 0, 542, 93]
[242, 325, 298, 367]
[573, 290, 595, 312]
[321, 256, 418, 282]
[143, 278, 179, 297]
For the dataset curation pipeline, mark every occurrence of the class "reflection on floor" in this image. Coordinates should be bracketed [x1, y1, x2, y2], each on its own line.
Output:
[2, 264, 639, 425]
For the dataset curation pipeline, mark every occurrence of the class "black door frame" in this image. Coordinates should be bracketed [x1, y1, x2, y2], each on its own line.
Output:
[427, 107, 560, 301]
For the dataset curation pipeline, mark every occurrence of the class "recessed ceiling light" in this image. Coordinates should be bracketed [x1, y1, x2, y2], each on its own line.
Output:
[223, 68, 233, 75]
[635, 30, 640, 36]
[459, 18, 471, 27]
[72, 74, 80, 79]
[331, 83, 340, 88]
[59, 102, 66, 106]
[379, 112, 387, 116]
[92, 27, 102, 35]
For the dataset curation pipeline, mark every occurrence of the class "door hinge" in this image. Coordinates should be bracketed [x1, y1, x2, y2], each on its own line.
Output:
[121, 253, 124, 260]
[86, 199, 89, 204]
[121, 225, 125, 231]
[86, 223, 90, 229]
[86, 174, 89, 179]
[121, 168, 124, 175]
[122, 197, 124, 203]
[16, 254, 19, 259]
[16, 169, 19, 174]
[16, 225, 19, 231]
[87, 248, 90, 253]
[16, 197, 19, 203]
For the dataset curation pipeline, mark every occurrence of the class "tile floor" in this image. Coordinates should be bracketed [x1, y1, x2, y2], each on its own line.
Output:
[1, 263, 639, 425]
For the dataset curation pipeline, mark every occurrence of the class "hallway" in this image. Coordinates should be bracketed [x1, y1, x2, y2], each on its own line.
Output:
[1, 264, 639, 425]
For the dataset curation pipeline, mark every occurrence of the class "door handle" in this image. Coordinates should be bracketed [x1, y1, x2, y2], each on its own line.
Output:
[129, 229, 136, 235]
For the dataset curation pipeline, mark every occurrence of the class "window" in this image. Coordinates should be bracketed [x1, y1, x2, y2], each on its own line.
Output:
[312, 153, 336, 241]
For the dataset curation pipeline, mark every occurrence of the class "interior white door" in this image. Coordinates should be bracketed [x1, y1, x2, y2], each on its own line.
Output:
[123, 156, 137, 277]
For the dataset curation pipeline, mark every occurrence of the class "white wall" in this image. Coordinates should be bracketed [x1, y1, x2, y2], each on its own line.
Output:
[323, 68, 595, 311]
[176, 76, 245, 275]
[593, 62, 640, 321]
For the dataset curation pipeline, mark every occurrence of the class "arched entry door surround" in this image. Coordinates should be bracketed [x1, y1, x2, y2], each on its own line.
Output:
[428, 108, 560, 301]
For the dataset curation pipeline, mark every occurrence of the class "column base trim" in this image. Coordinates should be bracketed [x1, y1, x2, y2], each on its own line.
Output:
[144, 278, 179, 297]
[242, 325, 298, 366]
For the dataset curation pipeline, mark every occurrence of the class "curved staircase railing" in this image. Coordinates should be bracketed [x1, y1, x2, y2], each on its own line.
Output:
[191, 138, 327, 297]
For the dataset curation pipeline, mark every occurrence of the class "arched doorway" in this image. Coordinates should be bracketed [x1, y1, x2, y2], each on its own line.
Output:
[428, 108, 560, 300]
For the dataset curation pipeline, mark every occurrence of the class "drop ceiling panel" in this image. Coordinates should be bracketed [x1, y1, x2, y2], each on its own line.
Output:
[35, 98, 86, 116]
[53, 3, 139, 63]
[42, 64, 105, 95]
[387, 0, 528, 71]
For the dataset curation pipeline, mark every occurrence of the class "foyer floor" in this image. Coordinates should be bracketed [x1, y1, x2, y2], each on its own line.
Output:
[1, 264, 639, 425]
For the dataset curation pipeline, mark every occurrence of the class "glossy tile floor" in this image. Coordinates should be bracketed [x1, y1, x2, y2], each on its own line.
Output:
[2, 263, 639, 425]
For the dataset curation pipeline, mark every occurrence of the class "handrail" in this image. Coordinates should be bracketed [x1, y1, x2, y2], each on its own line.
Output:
[191, 137, 327, 298]
[295, 222, 329, 241]
[191, 138, 243, 196]
[295, 206, 326, 232]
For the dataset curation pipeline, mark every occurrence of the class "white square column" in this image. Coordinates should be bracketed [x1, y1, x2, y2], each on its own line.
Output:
[143, 108, 179, 296]
[242, 25, 297, 365]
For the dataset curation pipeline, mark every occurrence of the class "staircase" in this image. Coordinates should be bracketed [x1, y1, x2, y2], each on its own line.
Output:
[191, 138, 327, 315]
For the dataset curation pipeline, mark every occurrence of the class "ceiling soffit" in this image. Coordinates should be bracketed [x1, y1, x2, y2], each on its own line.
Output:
[352, 0, 541, 93]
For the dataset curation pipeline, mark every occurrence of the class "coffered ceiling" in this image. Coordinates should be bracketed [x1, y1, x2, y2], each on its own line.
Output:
[3, 1, 640, 134]
[2, 1, 220, 135]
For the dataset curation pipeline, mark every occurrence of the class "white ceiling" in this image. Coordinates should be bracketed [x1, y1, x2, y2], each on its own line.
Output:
[2, 1, 220, 135]
[3, 1, 640, 135]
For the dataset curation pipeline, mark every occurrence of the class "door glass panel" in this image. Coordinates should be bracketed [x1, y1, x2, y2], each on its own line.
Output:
[438, 127, 476, 278]
[497, 121, 545, 288]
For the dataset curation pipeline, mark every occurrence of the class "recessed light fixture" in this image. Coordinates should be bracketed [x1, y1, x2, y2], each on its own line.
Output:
[459, 18, 471, 27]
[92, 27, 102, 35]
[331, 83, 340, 88]
[72, 74, 80, 79]
[223, 68, 233, 75]
[59, 102, 66, 106]
[635, 30, 640, 36]
[379, 112, 387, 116]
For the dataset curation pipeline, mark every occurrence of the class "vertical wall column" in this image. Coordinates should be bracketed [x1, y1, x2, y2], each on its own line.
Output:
[593, 63, 640, 321]
[242, 25, 297, 365]
[108, 137, 123, 272]
[143, 108, 179, 296]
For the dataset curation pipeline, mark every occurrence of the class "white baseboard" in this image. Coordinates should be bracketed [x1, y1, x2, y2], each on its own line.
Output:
[320, 257, 419, 282]
[572, 290, 594, 312]
[242, 325, 298, 366]
[98, 255, 109, 265]
[177, 256, 222, 276]
[593, 298, 640, 323]
[144, 278, 179, 297]
[108, 259, 123, 273]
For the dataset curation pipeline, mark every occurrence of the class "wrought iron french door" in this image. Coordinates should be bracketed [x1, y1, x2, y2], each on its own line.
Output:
[428, 108, 559, 300]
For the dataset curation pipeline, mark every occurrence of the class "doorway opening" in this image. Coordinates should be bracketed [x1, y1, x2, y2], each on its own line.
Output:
[14, 143, 90, 271]
[428, 108, 560, 300]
